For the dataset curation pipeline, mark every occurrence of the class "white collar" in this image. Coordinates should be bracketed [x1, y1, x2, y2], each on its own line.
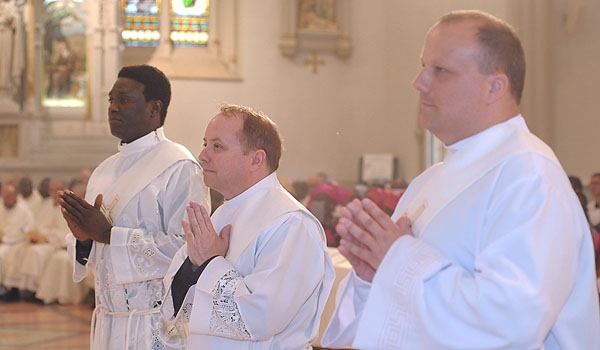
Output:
[445, 114, 526, 155]
[118, 127, 166, 156]
[222, 172, 280, 210]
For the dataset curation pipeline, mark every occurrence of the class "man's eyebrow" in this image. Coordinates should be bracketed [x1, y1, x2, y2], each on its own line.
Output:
[205, 137, 224, 142]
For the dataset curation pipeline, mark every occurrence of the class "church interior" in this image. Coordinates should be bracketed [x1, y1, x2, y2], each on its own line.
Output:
[0, 0, 599, 348]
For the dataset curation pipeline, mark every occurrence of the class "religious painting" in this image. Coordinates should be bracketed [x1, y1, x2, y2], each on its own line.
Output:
[42, 0, 87, 108]
[298, 0, 337, 32]
[279, 0, 352, 59]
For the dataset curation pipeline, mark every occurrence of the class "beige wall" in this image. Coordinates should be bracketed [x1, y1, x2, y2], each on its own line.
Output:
[550, 0, 599, 183]
[163, 0, 599, 186]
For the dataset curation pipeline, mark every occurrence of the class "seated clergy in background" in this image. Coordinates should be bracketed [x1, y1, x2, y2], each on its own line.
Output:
[0, 183, 35, 301]
[161, 104, 335, 348]
[18, 176, 43, 215]
[36, 179, 90, 305]
[13, 179, 67, 300]
[322, 10, 600, 349]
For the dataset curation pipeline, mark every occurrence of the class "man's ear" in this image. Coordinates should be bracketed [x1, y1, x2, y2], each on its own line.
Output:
[251, 149, 266, 167]
[151, 100, 162, 115]
[153, 104, 160, 113]
[486, 73, 509, 104]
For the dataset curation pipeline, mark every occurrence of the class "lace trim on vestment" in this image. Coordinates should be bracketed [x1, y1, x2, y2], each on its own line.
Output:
[209, 270, 251, 339]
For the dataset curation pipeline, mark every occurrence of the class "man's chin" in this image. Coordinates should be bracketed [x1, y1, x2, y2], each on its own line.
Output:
[418, 114, 432, 130]
[108, 127, 122, 140]
[203, 176, 216, 189]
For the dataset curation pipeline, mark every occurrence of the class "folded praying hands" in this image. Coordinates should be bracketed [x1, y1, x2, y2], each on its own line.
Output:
[182, 201, 230, 267]
[58, 191, 112, 244]
[336, 198, 412, 282]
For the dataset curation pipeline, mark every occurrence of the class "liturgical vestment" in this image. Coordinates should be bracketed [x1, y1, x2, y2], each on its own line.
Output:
[67, 128, 210, 350]
[322, 116, 600, 349]
[162, 173, 335, 349]
[0, 200, 34, 287]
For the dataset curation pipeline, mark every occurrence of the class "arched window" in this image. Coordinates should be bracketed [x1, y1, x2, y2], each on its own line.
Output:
[121, 0, 238, 80]
[121, 0, 209, 47]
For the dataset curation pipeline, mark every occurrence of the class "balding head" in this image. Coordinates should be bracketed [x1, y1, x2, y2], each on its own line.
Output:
[2, 184, 18, 209]
[435, 10, 525, 104]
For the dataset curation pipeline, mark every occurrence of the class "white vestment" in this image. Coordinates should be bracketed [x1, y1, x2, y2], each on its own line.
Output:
[35, 200, 88, 304]
[162, 173, 335, 349]
[21, 191, 43, 216]
[323, 116, 600, 349]
[14, 198, 64, 292]
[0, 200, 34, 287]
[66, 128, 210, 350]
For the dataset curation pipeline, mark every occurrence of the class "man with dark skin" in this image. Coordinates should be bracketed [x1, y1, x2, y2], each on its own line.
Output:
[58, 65, 210, 350]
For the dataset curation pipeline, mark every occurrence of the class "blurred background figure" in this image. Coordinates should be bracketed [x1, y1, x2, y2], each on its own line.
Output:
[305, 172, 352, 247]
[18, 176, 43, 214]
[0, 182, 34, 302]
[36, 179, 90, 305]
[587, 173, 600, 233]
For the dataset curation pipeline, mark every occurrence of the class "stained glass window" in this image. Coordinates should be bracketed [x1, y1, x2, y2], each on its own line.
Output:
[170, 0, 210, 47]
[122, 0, 161, 47]
[121, 0, 209, 48]
[119, 0, 238, 79]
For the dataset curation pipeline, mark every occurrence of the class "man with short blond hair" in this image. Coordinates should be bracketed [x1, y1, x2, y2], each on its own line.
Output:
[322, 10, 600, 349]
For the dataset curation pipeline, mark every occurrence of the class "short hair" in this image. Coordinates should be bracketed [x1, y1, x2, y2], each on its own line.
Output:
[118, 65, 171, 124]
[437, 10, 525, 104]
[18, 176, 33, 198]
[38, 177, 51, 198]
[219, 104, 283, 173]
